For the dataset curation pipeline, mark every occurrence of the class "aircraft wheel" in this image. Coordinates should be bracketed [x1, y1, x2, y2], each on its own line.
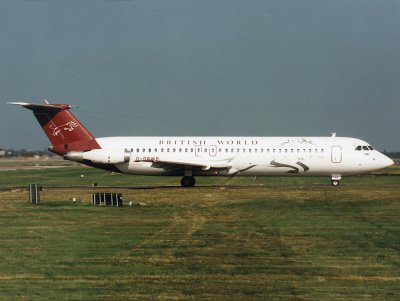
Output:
[181, 176, 196, 187]
[331, 180, 340, 187]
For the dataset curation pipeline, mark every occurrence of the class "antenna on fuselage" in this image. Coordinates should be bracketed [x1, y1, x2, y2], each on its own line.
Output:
[330, 133, 336, 138]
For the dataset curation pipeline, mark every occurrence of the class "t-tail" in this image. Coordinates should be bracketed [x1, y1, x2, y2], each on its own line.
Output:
[8, 102, 101, 155]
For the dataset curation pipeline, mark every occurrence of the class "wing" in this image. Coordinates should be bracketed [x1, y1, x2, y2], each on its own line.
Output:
[135, 158, 231, 172]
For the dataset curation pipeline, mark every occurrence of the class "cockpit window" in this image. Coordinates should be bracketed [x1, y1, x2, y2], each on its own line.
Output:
[356, 145, 374, 151]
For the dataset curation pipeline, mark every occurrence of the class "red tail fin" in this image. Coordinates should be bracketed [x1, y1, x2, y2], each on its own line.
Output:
[9, 102, 100, 155]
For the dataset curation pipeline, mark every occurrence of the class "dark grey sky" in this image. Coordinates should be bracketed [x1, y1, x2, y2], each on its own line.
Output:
[1, 0, 399, 151]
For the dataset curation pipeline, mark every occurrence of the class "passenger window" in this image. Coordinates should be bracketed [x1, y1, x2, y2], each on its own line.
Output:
[161, 148, 164, 152]
[136, 148, 139, 153]
[142, 148, 146, 153]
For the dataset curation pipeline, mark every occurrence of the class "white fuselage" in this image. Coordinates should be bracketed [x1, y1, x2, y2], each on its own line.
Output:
[92, 136, 393, 177]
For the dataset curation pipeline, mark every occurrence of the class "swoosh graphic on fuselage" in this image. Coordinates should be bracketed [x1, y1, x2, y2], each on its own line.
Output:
[296, 161, 310, 172]
[270, 160, 299, 173]
[269, 160, 310, 173]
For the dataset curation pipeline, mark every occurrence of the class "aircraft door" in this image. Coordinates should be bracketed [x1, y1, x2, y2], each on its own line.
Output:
[331, 145, 342, 163]
[195, 146, 202, 157]
[209, 145, 217, 157]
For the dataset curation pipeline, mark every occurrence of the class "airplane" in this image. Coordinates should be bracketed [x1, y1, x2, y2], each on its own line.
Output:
[9, 101, 394, 187]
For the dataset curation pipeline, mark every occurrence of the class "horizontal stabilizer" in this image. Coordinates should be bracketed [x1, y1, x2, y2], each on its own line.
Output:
[8, 102, 71, 111]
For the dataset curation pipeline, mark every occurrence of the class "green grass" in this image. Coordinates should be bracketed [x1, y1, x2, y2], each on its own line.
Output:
[1, 164, 400, 188]
[0, 164, 399, 300]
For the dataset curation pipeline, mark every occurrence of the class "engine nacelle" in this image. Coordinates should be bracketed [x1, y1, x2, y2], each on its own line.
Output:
[65, 149, 130, 164]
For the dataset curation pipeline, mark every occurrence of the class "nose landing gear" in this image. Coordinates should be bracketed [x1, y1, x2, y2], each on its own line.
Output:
[331, 179, 340, 186]
[331, 175, 341, 187]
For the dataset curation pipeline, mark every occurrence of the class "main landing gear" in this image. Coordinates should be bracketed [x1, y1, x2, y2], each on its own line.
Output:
[181, 176, 196, 187]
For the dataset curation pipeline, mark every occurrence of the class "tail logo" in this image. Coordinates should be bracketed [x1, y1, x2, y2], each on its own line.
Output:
[49, 121, 79, 136]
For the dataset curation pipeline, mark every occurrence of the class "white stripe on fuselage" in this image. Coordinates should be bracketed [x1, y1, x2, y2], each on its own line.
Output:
[94, 136, 393, 177]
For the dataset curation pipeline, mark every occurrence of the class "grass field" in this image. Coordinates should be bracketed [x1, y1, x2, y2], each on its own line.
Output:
[0, 162, 399, 300]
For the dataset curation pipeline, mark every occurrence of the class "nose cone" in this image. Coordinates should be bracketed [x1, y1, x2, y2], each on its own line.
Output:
[379, 153, 394, 169]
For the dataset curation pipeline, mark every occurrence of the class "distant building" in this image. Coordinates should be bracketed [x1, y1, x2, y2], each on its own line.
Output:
[0, 148, 5, 157]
